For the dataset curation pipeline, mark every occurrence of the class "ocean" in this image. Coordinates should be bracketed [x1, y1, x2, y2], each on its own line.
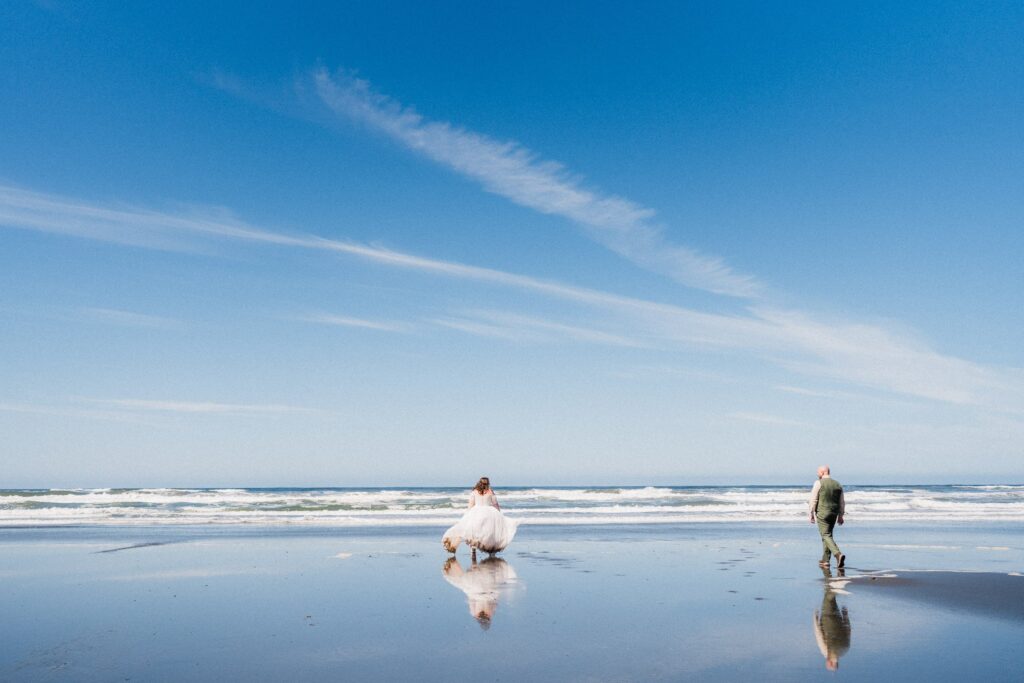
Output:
[2, 484, 1022, 526]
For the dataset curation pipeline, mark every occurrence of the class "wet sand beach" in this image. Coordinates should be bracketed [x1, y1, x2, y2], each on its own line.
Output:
[2, 523, 1021, 681]
[835, 568, 1024, 622]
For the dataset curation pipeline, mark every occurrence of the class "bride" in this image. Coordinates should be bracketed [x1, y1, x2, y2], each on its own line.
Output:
[442, 477, 518, 554]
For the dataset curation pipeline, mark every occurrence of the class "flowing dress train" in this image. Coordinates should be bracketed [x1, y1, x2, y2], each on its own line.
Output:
[442, 490, 518, 554]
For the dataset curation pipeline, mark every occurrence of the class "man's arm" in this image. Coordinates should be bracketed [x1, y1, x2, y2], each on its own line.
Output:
[808, 480, 821, 521]
[838, 489, 846, 524]
[813, 611, 828, 658]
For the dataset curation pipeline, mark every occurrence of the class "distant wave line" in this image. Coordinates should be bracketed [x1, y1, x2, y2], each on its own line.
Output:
[1, 485, 1022, 527]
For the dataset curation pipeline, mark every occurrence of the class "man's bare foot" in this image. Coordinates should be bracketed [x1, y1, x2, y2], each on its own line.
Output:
[818, 561, 830, 568]
[836, 553, 845, 568]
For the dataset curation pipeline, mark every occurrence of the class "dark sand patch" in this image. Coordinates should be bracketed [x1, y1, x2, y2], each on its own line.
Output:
[843, 571, 1024, 622]
[95, 541, 172, 554]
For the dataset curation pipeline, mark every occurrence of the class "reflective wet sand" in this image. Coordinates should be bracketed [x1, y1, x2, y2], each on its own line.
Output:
[1, 523, 1021, 681]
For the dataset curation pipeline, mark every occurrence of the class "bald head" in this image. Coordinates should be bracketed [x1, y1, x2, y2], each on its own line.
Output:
[817, 465, 830, 478]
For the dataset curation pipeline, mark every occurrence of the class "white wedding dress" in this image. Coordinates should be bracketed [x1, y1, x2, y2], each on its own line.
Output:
[442, 490, 518, 554]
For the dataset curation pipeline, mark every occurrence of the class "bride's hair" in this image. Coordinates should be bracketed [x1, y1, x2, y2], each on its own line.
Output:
[474, 477, 490, 493]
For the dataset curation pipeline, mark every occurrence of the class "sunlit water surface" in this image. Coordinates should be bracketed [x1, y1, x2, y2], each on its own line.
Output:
[1, 523, 1022, 681]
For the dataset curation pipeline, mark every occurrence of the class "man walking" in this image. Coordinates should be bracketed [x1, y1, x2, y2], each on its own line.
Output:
[809, 465, 846, 568]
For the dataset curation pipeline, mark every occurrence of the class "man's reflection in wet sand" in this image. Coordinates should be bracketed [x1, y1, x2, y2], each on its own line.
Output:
[443, 556, 519, 630]
[814, 567, 852, 670]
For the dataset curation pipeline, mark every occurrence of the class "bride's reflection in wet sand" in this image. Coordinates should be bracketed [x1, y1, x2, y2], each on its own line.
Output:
[443, 555, 520, 630]
[813, 567, 852, 670]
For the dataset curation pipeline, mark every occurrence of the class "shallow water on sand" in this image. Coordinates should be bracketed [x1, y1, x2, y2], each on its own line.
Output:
[1, 523, 1021, 681]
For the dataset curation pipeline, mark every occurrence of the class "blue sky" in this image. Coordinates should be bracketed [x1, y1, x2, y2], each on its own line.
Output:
[2, 1, 1022, 486]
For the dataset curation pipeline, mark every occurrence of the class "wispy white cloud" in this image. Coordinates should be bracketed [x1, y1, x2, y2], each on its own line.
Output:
[727, 412, 811, 427]
[0, 397, 319, 423]
[0, 401, 156, 424]
[3, 183, 1023, 412]
[611, 365, 741, 383]
[86, 399, 318, 416]
[0, 184, 311, 251]
[434, 310, 648, 348]
[754, 307, 1018, 406]
[0, 183, 759, 319]
[776, 385, 856, 399]
[80, 307, 184, 330]
[312, 69, 760, 298]
[299, 312, 411, 333]
[432, 317, 538, 342]
[774, 384, 917, 408]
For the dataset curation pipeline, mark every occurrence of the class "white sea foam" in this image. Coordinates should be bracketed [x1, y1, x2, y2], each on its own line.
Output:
[1, 485, 1022, 527]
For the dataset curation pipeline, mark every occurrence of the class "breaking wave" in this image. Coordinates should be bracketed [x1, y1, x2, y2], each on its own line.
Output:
[1, 485, 1021, 527]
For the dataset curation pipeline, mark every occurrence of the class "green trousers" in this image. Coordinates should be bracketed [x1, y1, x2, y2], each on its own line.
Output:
[817, 512, 842, 562]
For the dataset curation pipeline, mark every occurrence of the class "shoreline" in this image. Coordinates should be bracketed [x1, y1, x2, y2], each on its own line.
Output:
[5, 484, 1024, 529]
[5, 517, 1024, 531]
